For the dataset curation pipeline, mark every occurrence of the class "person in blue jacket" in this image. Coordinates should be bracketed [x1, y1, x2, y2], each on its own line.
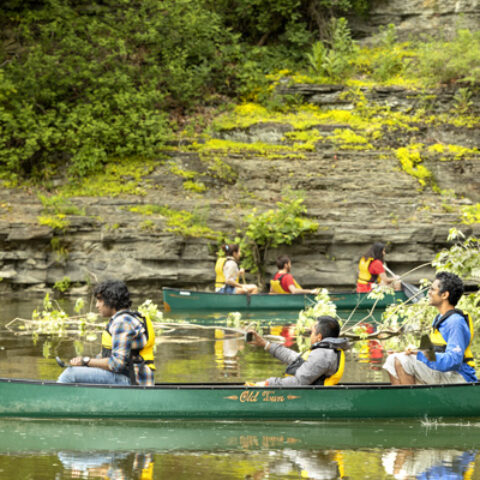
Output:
[383, 271, 477, 384]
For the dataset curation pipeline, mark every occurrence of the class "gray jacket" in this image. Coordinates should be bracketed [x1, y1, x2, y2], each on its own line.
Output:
[266, 337, 350, 387]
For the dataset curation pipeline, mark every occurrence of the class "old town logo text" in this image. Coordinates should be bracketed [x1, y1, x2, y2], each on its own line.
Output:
[225, 391, 300, 403]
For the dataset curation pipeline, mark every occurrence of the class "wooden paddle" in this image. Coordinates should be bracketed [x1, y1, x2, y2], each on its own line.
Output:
[384, 265, 423, 303]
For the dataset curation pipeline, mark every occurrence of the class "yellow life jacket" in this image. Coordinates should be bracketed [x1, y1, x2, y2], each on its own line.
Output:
[270, 273, 302, 294]
[357, 257, 380, 285]
[430, 309, 475, 368]
[215, 257, 238, 289]
[284, 342, 345, 386]
[101, 310, 156, 371]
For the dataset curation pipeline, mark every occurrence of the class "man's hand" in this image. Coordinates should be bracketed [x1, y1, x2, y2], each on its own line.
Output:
[404, 344, 418, 355]
[246, 330, 267, 349]
[69, 356, 84, 366]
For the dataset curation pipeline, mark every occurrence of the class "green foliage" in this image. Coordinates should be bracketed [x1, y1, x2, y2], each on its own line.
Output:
[461, 204, 480, 225]
[0, 0, 236, 180]
[371, 24, 405, 81]
[208, 0, 370, 46]
[395, 144, 433, 188]
[38, 214, 69, 231]
[306, 18, 356, 81]
[411, 28, 480, 85]
[183, 180, 207, 193]
[452, 87, 474, 115]
[381, 230, 480, 352]
[39, 194, 85, 216]
[295, 289, 337, 350]
[53, 276, 72, 293]
[128, 204, 221, 240]
[240, 190, 318, 283]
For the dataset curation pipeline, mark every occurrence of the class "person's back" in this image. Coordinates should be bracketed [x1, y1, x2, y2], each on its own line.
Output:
[270, 255, 318, 295]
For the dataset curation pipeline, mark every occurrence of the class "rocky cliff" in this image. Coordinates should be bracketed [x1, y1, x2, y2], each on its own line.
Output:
[0, 80, 478, 296]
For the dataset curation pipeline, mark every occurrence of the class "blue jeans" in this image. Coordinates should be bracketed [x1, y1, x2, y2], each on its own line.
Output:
[57, 366, 131, 385]
[217, 285, 235, 294]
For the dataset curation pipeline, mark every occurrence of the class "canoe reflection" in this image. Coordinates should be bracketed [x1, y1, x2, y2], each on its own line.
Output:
[1, 419, 479, 452]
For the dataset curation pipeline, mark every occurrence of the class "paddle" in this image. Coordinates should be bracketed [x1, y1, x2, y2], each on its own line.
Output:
[55, 357, 66, 368]
[384, 265, 423, 303]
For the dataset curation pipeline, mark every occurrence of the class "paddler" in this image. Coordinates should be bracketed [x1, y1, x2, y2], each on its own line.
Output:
[356, 242, 400, 293]
[269, 255, 319, 295]
[215, 243, 258, 295]
[383, 271, 477, 385]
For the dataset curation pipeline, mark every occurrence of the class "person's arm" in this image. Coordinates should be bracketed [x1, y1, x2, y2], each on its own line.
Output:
[416, 317, 470, 372]
[283, 274, 318, 295]
[68, 356, 111, 370]
[288, 284, 319, 295]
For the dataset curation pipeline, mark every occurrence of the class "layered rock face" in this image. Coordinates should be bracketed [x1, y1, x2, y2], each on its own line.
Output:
[351, 0, 480, 39]
[0, 82, 478, 296]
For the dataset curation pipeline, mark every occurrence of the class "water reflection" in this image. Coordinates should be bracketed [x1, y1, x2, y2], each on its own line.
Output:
[382, 449, 477, 480]
[0, 419, 479, 479]
[58, 452, 154, 480]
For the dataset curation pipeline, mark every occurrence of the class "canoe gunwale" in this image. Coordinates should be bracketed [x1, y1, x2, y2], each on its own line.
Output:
[1, 377, 478, 391]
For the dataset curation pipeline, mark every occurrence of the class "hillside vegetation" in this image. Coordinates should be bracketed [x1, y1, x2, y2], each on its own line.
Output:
[1, 0, 479, 183]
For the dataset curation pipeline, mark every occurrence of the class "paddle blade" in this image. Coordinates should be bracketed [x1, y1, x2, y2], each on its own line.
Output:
[401, 282, 423, 303]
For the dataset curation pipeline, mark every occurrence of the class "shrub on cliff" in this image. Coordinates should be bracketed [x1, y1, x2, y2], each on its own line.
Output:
[411, 28, 480, 85]
[0, 0, 237, 180]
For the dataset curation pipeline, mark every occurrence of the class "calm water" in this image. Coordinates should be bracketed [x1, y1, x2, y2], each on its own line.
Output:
[0, 294, 479, 479]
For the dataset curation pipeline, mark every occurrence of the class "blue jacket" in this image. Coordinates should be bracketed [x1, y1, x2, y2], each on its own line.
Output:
[416, 311, 477, 382]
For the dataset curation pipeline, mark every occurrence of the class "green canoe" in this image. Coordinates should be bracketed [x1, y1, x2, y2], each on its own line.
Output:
[1, 378, 479, 420]
[0, 418, 478, 453]
[162, 287, 409, 312]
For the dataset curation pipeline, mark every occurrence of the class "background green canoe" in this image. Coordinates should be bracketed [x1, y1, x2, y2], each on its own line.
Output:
[162, 287, 408, 312]
[1, 378, 479, 420]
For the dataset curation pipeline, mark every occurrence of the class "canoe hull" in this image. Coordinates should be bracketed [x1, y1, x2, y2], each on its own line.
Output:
[162, 288, 408, 312]
[1, 378, 479, 420]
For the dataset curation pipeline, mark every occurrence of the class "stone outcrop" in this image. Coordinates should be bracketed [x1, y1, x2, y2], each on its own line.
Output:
[0, 81, 479, 296]
[350, 0, 480, 40]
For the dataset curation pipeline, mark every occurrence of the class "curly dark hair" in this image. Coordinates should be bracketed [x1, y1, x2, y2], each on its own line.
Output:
[93, 280, 132, 310]
[315, 316, 340, 338]
[436, 271, 464, 306]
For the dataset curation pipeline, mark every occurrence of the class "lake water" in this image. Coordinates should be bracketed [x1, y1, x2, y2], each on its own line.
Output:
[0, 294, 479, 479]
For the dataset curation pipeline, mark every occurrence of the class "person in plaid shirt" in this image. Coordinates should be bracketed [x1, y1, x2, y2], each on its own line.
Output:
[57, 280, 155, 386]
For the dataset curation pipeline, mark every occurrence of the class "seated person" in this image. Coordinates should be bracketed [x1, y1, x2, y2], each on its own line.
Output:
[215, 243, 258, 294]
[57, 280, 155, 386]
[246, 316, 350, 386]
[356, 242, 400, 293]
[270, 255, 319, 295]
[383, 272, 477, 385]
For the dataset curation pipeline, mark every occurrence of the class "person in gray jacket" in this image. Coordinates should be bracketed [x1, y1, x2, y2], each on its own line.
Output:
[247, 316, 350, 386]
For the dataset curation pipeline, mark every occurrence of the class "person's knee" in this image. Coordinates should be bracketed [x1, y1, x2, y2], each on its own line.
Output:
[57, 367, 75, 384]
[394, 357, 403, 375]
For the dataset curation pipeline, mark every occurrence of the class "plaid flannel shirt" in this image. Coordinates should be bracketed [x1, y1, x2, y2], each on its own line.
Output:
[107, 311, 154, 386]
